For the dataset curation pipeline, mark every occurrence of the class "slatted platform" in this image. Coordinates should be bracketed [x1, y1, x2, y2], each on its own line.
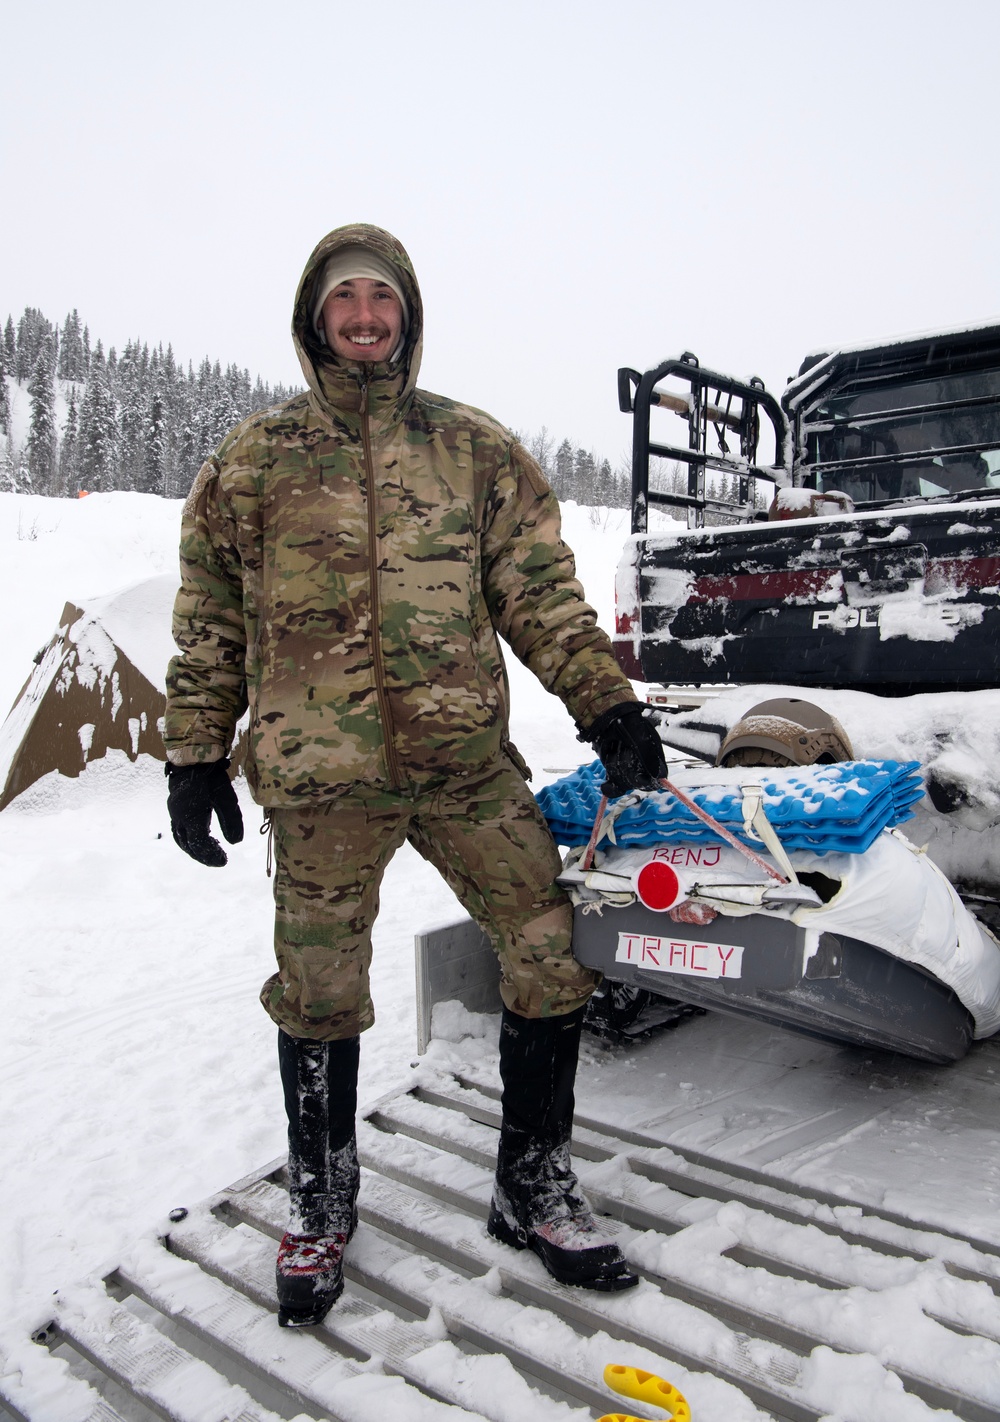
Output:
[6, 1061, 1000, 1422]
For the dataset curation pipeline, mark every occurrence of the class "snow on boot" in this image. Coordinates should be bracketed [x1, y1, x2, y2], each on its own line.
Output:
[488, 1123, 638, 1291]
[277, 1031, 361, 1325]
[488, 1006, 638, 1292]
[286, 1135, 360, 1241]
[277, 1136, 359, 1326]
[276, 1231, 348, 1327]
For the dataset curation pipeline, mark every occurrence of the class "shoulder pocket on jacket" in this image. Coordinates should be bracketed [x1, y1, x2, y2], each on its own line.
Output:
[511, 442, 551, 501]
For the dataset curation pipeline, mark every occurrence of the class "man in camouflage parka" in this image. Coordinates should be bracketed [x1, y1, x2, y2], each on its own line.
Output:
[164, 223, 667, 1325]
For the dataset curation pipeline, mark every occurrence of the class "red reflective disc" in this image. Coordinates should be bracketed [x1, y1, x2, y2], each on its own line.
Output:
[635, 860, 682, 911]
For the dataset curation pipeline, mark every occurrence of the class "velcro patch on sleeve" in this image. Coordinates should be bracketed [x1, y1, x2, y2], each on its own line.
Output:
[182, 459, 221, 521]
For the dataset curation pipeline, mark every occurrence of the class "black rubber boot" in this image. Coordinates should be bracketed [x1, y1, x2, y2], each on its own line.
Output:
[275, 1030, 360, 1327]
[487, 1006, 638, 1292]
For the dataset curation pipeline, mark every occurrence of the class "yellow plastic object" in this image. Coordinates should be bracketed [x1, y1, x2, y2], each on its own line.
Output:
[597, 1364, 692, 1422]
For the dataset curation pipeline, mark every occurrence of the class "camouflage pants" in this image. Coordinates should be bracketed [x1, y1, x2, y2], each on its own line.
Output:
[260, 758, 598, 1041]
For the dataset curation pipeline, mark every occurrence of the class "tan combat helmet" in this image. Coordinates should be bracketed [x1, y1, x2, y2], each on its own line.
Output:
[716, 698, 855, 768]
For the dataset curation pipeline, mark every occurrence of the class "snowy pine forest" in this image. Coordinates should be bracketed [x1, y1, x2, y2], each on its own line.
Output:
[0, 305, 634, 507]
[0, 307, 301, 500]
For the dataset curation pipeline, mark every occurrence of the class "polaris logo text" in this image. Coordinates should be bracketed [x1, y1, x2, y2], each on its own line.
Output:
[812, 604, 965, 630]
[615, 932, 744, 979]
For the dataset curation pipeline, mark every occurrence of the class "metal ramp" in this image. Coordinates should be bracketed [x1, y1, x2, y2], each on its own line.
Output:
[6, 921, 1000, 1421]
[8, 1088, 1000, 1422]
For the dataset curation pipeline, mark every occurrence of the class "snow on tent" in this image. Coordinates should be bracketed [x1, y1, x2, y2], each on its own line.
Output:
[0, 575, 179, 810]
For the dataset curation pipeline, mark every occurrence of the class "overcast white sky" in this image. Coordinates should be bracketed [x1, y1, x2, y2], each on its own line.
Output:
[3, 0, 999, 467]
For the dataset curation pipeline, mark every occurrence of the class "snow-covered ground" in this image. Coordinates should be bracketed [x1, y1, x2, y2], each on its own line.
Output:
[5, 491, 1000, 1422]
[0, 491, 631, 1339]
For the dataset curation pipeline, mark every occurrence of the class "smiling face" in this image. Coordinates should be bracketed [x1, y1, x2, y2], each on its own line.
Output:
[319, 278, 404, 363]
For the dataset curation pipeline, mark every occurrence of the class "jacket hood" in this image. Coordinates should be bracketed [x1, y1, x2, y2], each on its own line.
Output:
[292, 223, 423, 422]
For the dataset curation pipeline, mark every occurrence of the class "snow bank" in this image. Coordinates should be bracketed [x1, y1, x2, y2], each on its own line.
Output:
[0, 491, 182, 719]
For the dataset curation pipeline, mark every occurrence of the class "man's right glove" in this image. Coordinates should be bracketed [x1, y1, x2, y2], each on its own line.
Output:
[165, 759, 245, 867]
[585, 702, 668, 799]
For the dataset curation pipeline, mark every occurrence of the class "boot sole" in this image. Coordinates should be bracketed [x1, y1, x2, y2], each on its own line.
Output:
[487, 1203, 639, 1292]
[277, 1273, 344, 1328]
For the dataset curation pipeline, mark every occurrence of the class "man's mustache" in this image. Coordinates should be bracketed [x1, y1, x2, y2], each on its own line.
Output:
[342, 323, 391, 339]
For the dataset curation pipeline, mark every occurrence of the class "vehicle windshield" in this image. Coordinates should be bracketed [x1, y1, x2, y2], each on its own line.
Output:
[802, 366, 1000, 502]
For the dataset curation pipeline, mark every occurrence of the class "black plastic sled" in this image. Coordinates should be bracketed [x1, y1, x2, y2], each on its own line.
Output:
[571, 901, 975, 1064]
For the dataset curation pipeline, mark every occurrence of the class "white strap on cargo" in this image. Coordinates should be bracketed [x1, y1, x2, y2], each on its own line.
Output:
[596, 793, 641, 847]
[741, 784, 800, 887]
[580, 779, 792, 886]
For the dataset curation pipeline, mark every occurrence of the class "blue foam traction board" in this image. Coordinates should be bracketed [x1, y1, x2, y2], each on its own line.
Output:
[537, 760, 924, 854]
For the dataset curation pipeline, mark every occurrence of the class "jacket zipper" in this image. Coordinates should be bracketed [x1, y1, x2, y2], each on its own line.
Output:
[360, 375, 403, 788]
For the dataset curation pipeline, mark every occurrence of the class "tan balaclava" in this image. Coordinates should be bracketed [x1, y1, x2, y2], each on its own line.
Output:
[311, 244, 410, 361]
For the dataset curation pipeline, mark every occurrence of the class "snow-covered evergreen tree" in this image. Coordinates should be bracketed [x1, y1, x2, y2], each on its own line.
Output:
[2, 304, 302, 498]
[25, 338, 58, 493]
[0, 434, 17, 493]
[0, 339, 10, 437]
[58, 309, 87, 381]
[553, 438, 574, 499]
[574, 448, 596, 504]
[10, 445, 32, 494]
[141, 361, 167, 496]
[117, 339, 148, 491]
[16, 308, 54, 382]
[521, 435, 625, 506]
[194, 357, 215, 456]
[203, 360, 242, 451]
[78, 344, 119, 492]
[226, 362, 252, 421]
[250, 375, 273, 414]
[594, 456, 615, 506]
[60, 392, 80, 495]
[160, 344, 188, 497]
[168, 359, 198, 498]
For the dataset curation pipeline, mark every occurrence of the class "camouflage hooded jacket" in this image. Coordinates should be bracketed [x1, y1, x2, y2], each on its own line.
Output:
[164, 224, 635, 805]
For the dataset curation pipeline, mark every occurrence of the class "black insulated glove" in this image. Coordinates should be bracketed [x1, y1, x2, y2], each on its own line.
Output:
[586, 703, 668, 799]
[165, 759, 244, 867]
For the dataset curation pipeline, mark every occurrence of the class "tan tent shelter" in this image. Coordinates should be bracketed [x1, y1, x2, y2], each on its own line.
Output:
[0, 575, 179, 810]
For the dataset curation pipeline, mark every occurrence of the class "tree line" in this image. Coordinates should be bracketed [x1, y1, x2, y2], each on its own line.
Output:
[523, 428, 630, 509]
[0, 305, 631, 507]
[0, 307, 300, 499]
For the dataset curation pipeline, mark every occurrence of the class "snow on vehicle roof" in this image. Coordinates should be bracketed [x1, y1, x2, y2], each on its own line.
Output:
[788, 314, 1000, 397]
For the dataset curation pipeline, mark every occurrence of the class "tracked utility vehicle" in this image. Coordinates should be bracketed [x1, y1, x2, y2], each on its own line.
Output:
[613, 322, 1000, 692]
[565, 323, 1000, 1062]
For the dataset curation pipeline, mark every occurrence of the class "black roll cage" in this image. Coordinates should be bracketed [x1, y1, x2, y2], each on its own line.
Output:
[619, 353, 789, 534]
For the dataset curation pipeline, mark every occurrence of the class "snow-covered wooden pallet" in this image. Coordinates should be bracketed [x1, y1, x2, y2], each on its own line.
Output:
[6, 1073, 1000, 1422]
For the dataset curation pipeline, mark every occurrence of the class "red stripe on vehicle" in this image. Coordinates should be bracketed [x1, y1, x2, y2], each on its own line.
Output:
[686, 569, 839, 602]
[926, 556, 1000, 593]
[682, 556, 1000, 604]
